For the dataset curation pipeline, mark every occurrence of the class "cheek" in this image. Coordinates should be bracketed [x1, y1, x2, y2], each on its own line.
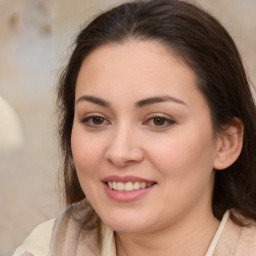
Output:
[150, 132, 216, 213]
[71, 129, 106, 200]
[71, 127, 105, 176]
[148, 128, 216, 182]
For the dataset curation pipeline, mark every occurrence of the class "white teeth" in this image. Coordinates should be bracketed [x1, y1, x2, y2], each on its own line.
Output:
[117, 182, 125, 191]
[107, 181, 153, 191]
[140, 182, 146, 189]
[133, 182, 140, 190]
[108, 182, 113, 189]
[124, 182, 133, 191]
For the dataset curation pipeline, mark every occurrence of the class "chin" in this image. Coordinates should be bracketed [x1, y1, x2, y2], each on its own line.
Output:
[99, 209, 153, 234]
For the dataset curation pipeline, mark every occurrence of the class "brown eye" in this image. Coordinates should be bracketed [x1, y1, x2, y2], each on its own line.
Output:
[92, 116, 104, 125]
[153, 117, 166, 126]
[82, 115, 109, 127]
[144, 116, 175, 128]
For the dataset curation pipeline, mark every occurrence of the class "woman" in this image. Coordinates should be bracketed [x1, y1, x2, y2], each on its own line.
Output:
[13, 0, 256, 255]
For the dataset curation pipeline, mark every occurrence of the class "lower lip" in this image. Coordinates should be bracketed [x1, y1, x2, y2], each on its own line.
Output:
[103, 183, 155, 202]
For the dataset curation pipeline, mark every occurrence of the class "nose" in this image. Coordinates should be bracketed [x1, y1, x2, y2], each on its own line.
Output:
[105, 124, 144, 167]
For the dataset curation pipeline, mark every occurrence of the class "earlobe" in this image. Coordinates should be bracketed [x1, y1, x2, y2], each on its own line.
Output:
[213, 118, 244, 170]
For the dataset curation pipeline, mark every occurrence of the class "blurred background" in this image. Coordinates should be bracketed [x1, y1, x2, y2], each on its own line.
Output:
[0, 0, 255, 255]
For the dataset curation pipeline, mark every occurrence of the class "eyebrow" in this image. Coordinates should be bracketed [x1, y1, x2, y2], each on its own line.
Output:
[76, 95, 111, 107]
[76, 95, 187, 108]
[135, 96, 188, 108]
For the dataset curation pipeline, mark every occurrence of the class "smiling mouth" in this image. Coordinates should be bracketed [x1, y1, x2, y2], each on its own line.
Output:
[106, 181, 155, 192]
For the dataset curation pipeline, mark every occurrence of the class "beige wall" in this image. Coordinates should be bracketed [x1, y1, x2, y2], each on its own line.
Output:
[0, 0, 255, 255]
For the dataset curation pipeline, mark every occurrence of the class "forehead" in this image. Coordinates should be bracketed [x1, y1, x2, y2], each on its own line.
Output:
[77, 40, 193, 83]
[79, 40, 188, 75]
[75, 40, 204, 108]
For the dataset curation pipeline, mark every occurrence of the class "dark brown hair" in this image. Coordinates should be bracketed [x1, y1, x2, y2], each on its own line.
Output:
[57, 0, 256, 227]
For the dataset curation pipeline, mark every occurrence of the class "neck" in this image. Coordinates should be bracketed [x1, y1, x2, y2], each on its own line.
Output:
[115, 207, 220, 256]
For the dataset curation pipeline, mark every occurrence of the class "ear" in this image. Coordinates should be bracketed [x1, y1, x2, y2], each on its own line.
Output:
[213, 118, 244, 170]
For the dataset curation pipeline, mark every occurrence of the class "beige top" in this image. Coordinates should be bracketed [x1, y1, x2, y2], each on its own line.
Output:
[13, 211, 230, 256]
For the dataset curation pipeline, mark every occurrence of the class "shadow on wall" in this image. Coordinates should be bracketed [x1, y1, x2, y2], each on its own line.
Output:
[0, 95, 24, 153]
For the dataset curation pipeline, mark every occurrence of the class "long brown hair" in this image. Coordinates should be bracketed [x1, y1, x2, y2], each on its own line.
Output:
[57, 0, 256, 227]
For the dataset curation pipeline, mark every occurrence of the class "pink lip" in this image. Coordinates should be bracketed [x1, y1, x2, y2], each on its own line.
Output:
[102, 175, 156, 183]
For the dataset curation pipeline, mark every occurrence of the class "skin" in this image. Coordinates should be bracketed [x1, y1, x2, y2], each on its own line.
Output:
[71, 40, 222, 256]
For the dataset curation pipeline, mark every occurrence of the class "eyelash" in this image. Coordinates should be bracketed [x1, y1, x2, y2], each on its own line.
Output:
[81, 115, 175, 128]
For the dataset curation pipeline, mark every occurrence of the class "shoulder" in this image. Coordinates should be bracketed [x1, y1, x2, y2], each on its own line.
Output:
[12, 218, 55, 256]
[214, 211, 256, 255]
[49, 200, 101, 255]
[12, 200, 100, 256]
[236, 218, 256, 254]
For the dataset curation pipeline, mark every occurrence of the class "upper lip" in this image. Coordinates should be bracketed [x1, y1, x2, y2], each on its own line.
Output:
[102, 175, 156, 183]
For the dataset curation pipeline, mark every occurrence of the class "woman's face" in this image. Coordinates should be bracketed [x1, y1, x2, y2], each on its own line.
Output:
[71, 40, 219, 234]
